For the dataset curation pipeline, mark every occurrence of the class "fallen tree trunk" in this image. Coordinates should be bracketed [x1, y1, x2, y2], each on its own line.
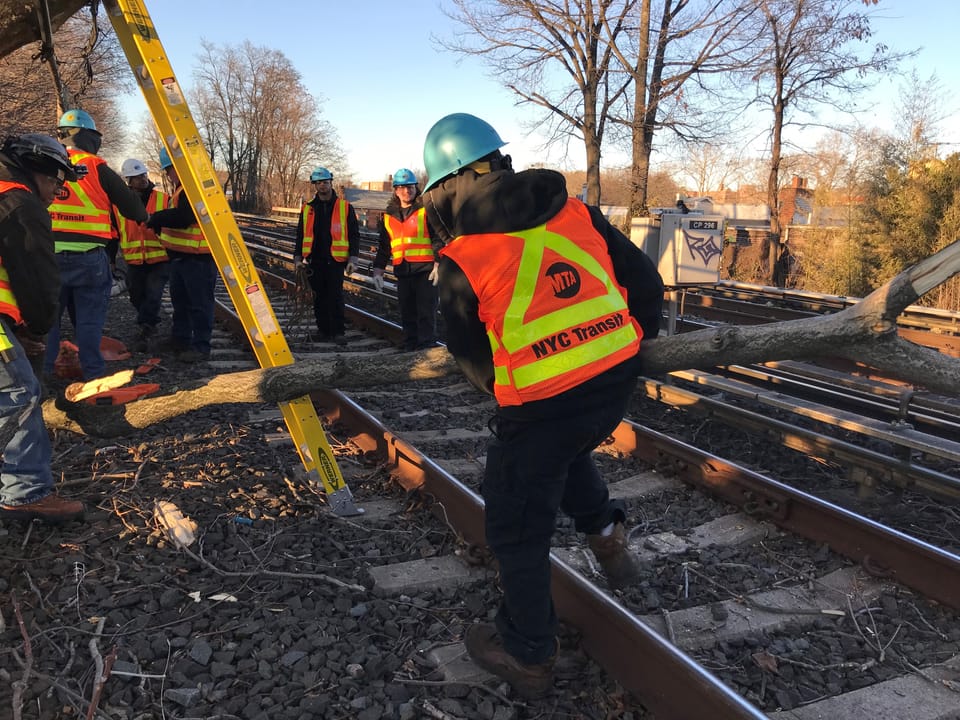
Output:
[43, 240, 960, 438]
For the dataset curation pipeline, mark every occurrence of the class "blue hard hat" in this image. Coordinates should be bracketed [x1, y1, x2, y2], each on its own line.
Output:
[392, 168, 417, 187]
[310, 167, 333, 182]
[422, 113, 507, 191]
[159, 146, 173, 170]
[58, 109, 100, 135]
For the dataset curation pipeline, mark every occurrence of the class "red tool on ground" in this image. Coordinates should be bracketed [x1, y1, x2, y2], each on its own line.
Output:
[54, 337, 133, 379]
[135, 358, 162, 375]
[83, 383, 160, 406]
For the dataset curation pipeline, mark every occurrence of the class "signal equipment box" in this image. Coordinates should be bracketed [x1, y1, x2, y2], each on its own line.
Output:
[631, 212, 725, 287]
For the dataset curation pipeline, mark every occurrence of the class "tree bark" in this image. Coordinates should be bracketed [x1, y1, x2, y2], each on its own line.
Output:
[0, 0, 88, 60]
[43, 240, 960, 437]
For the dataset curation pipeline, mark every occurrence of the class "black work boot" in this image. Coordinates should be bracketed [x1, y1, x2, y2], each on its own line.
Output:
[464, 623, 555, 699]
[586, 522, 642, 589]
[133, 324, 153, 352]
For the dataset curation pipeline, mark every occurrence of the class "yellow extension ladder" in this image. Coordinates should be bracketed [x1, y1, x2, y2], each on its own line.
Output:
[103, 0, 362, 516]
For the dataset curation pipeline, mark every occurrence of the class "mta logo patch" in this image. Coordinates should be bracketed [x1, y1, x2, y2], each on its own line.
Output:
[545, 262, 580, 298]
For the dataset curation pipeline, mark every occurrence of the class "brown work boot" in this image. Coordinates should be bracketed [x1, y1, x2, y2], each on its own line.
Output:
[0, 493, 85, 524]
[587, 522, 642, 589]
[464, 623, 555, 699]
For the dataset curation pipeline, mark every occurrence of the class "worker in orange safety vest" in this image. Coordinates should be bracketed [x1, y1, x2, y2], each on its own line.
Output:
[117, 157, 170, 352]
[293, 167, 360, 342]
[421, 113, 664, 699]
[0, 132, 86, 524]
[44, 109, 147, 381]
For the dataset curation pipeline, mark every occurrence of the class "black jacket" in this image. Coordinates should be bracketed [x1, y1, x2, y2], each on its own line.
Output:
[424, 168, 664, 416]
[374, 194, 443, 277]
[294, 191, 360, 263]
[0, 153, 61, 335]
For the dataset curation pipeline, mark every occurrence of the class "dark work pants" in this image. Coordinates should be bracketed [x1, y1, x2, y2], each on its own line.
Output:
[483, 394, 629, 665]
[169, 253, 218, 354]
[127, 261, 170, 328]
[308, 258, 347, 337]
[397, 271, 438, 350]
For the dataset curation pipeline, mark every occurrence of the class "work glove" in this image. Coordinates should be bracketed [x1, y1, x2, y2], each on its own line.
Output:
[345, 256, 359, 276]
[428, 262, 439, 286]
[372, 268, 384, 292]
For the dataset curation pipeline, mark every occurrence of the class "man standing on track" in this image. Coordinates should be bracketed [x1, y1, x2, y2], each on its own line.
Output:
[146, 147, 217, 363]
[0, 133, 85, 524]
[44, 109, 147, 381]
[118, 158, 170, 352]
[293, 167, 360, 343]
[421, 112, 664, 699]
[373, 168, 442, 350]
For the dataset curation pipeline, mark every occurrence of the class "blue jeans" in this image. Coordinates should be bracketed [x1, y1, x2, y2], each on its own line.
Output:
[42, 248, 111, 380]
[0, 318, 53, 506]
[168, 254, 218, 354]
[127, 261, 170, 328]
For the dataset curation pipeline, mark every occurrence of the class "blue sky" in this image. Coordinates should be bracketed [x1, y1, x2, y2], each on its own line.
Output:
[120, 1, 958, 183]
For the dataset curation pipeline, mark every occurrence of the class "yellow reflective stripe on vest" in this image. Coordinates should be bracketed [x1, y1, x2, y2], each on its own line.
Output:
[49, 151, 112, 245]
[0, 264, 22, 328]
[159, 188, 207, 253]
[330, 199, 349, 260]
[386, 208, 434, 264]
[491, 227, 638, 394]
[301, 200, 349, 260]
[300, 205, 314, 257]
[119, 190, 169, 264]
[0, 183, 27, 325]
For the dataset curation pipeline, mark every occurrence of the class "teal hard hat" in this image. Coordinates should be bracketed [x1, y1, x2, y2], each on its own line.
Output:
[310, 167, 333, 182]
[422, 113, 507, 191]
[392, 168, 417, 187]
[58, 109, 100, 135]
[158, 146, 173, 170]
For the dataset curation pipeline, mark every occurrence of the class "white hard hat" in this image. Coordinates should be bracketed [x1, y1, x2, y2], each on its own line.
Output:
[121, 158, 149, 178]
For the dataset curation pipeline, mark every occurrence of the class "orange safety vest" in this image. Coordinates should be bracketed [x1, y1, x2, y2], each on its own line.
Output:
[48, 149, 113, 250]
[300, 198, 350, 261]
[441, 198, 642, 407]
[118, 189, 170, 265]
[159, 187, 208, 254]
[383, 207, 434, 265]
[0, 180, 28, 325]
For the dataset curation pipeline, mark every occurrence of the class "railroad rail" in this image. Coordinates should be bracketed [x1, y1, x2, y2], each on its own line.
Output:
[201, 234, 960, 718]
[236, 214, 960, 500]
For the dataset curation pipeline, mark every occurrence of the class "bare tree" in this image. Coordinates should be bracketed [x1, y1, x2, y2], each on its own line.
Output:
[438, 0, 637, 205]
[0, 8, 132, 150]
[678, 141, 740, 194]
[125, 111, 166, 181]
[893, 70, 950, 163]
[735, 0, 912, 285]
[192, 41, 342, 212]
[605, 0, 761, 216]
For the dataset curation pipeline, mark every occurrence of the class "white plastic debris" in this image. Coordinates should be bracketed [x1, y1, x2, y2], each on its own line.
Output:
[154, 500, 197, 548]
